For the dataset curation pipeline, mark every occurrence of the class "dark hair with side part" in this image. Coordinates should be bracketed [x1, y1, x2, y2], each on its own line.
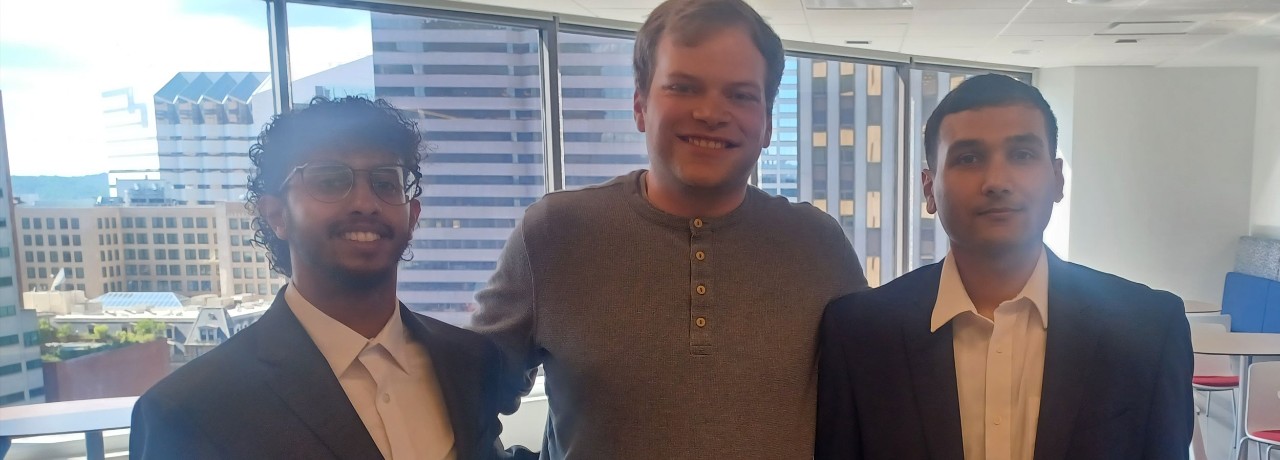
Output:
[634, 0, 786, 111]
[923, 74, 1058, 170]
[245, 96, 425, 277]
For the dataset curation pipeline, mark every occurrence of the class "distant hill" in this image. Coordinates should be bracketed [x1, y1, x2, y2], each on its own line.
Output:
[11, 173, 109, 201]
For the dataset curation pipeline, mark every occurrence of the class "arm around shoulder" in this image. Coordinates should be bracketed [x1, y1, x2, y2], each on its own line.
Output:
[471, 220, 542, 415]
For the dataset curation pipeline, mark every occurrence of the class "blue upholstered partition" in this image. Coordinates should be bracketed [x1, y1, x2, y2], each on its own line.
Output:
[1265, 283, 1280, 334]
[1228, 236, 1280, 333]
[1221, 272, 1272, 333]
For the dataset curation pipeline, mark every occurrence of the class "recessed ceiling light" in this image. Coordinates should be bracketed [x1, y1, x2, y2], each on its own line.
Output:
[1067, 0, 1113, 4]
[1115, 38, 1139, 44]
[845, 40, 872, 45]
[1012, 49, 1038, 55]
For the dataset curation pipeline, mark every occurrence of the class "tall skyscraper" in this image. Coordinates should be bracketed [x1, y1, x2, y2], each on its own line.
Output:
[153, 72, 270, 205]
[0, 91, 47, 406]
[368, 15, 653, 320]
[103, 87, 160, 199]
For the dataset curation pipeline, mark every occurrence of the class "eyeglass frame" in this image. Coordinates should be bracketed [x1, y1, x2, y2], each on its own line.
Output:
[278, 161, 423, 205]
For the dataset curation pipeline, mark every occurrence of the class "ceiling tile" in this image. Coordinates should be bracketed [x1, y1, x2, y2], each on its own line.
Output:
[910, 8, 1022, 23]
[1001, 22, 1110, 35]
[771, 24, 815, 41]
[912, 0, 1034, 9]
[1015, 7, 1136, 23]
[907, 22, 1006, 36]
[802, 9, 913, 25]
[812, 23, 910, 35]
[758, 9, 811, 25]
[585, 8, 653, 22]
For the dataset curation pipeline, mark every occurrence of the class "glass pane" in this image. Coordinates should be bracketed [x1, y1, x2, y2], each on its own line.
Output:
[294, 8, 548, 325]
[791, 58, 901, 287]
[0, 0, 275, 408]
[558, 33, 649, 189]
[907, 69, 982, 270]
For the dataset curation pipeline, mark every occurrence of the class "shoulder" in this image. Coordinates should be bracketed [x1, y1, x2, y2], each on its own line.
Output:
[1058, 261, 1184, 317]
[138, 324, 266, 413]
[523, 174, 630, 224]
[409, 312, 502, 362]
[750, 190, 841, 228]
[825, 263, 941, 325]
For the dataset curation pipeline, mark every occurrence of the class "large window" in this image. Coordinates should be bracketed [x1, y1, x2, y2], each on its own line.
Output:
[290, 6, 549, 323]
[559, 32, 650, 188]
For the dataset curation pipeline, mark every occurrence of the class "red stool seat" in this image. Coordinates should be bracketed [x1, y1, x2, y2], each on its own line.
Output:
[1192, 375, 1239, 387]
[1250, 430, 1280, 443]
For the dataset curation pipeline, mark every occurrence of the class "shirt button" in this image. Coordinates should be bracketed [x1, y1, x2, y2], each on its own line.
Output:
[693, 218, 703, 228]
[993, 416, 1003, 426]
[695, 317, 707, 328]
[695, 251, 706, 261]
[381, 394, 390, 403]
[996, 347, 1005, 354]
[696, 285, 707, 295]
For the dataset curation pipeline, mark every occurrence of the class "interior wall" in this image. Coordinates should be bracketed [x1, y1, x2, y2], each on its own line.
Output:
[1251, 63, 1280, 239]
[1039, 66, 1257, 303]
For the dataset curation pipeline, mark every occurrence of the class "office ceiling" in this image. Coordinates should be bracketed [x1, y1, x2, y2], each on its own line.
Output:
[440, 0, 1280, 68]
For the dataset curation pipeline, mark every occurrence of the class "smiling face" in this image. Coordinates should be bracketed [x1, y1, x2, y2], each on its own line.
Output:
[261, 148, 421, 289]
[634, 25, 772, 197]
[924, 103, 1064, 254]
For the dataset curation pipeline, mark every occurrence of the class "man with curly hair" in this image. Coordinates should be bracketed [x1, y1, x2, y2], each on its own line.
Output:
[130, 96, 533, 460]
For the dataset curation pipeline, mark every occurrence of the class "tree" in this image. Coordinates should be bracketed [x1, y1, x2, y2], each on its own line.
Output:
[37, 319, 57, 344]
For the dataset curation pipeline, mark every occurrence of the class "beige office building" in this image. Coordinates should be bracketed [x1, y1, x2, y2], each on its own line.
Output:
[14, 203, 283, 299]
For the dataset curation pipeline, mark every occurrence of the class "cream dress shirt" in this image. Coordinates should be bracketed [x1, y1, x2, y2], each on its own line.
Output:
[930, 248, 1049, 460]
[286, 284, 456, 460]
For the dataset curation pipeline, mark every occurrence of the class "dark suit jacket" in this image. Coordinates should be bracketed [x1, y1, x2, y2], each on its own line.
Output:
[816, 251, 1194, 460]
[130, 290, 533, 460]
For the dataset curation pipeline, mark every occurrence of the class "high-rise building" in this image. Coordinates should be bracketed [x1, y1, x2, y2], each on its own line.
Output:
[103, 87, 161, 199]
[0, 91, 46, 406]
[153, 72, 270, 205]
[368, 15, 654, 319]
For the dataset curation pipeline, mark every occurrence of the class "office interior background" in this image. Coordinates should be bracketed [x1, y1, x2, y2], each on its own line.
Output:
[0, 0, 1277, 457]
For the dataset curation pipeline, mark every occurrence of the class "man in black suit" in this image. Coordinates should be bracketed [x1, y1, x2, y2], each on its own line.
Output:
[816, 75, 1193, 460]
[130, 96, 532, 459]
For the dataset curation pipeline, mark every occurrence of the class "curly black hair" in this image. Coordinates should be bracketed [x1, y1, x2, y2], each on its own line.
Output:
[245, 96, 424, 277]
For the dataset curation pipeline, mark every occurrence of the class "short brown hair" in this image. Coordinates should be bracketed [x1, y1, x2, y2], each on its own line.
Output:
[634, 0, 785, 111]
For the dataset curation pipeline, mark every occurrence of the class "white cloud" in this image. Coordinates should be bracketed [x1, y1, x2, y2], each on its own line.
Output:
[0, 0, 374, 176]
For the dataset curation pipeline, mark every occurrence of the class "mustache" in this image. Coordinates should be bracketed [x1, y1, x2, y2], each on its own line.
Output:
[329, 218, 395, 237]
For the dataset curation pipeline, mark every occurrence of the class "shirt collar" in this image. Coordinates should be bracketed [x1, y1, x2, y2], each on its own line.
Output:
[930, 246, 1050, 332]
[285, 283, 412, 376]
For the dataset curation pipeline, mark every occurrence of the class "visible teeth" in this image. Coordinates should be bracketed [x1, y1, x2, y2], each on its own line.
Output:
[342, 232, 381, 242]
[687, 137, 726, 149]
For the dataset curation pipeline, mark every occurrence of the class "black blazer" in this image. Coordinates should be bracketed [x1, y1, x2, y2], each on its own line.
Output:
[816, 251, 1193, 460]
[130, 290, 533, 459]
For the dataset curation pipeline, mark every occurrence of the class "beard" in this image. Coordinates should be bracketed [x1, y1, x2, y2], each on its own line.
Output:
[285, 211, 412, 292]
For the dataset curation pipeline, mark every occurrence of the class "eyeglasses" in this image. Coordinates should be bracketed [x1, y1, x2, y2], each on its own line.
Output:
[280, 162, 421, 205]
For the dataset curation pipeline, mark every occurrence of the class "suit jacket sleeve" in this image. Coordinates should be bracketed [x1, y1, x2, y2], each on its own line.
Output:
[815, 299, 862, 460]
[1142, 294, 1194, 460]
[471, 220, 541, 416]
[129, 393, 221, 460]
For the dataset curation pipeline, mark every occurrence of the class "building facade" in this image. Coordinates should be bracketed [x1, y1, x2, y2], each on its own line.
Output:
[13, 202, 283, 299]
[0, 91, 46, 406]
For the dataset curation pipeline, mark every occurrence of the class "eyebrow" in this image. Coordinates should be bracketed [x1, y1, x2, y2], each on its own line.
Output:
[666, 72, 762, 91]
[1004, 133, 1046, 147]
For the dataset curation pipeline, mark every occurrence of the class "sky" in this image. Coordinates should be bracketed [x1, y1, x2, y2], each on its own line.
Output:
[0, 0, 374, 176]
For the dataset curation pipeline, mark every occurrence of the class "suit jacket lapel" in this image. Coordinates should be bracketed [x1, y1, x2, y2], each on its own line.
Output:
[254, 291, 383, 459]
[1033, 255, 1101, 460]
[402, 305, 480, 457]
[902, 263, 966, 460]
